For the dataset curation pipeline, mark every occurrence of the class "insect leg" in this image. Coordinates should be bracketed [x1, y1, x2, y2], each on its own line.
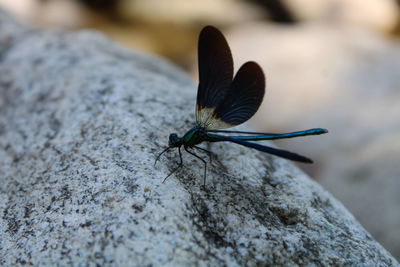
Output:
[185, 146, 207, 186]
[154, 147, 171, 166]
[163, 146, 183, 183]
[193, 145, 212, 162]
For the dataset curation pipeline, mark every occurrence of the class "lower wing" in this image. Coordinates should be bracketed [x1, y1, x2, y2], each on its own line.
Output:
[206, 133, 314, 163]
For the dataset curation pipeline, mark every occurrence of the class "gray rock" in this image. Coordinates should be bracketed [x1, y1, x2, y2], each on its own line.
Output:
[0, 11, 398, 266]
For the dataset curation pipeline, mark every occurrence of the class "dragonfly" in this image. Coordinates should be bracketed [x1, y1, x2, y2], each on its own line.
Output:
[155, 25, 328, 185]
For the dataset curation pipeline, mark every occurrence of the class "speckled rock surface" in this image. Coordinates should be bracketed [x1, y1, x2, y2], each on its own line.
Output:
[0, 10, 398, 266]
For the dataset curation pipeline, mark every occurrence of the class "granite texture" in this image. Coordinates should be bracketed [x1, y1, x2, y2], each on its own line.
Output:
[0, 10, 398, 266]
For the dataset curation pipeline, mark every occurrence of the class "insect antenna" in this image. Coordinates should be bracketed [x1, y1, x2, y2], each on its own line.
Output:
[154, 147, 171, 166]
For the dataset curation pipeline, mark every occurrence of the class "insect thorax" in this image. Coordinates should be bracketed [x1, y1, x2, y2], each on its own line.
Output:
[182, 126, 206, 147]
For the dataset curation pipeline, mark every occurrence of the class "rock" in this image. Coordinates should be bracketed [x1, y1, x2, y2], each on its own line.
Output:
[0, 10, 398, 266]
[227, 23, 400, 259]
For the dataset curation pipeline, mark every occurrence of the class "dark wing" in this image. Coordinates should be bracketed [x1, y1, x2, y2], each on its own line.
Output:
[204, 61, 265, 129]
[229, 139, 313, 163]
[196, 26, 234, 129]
[205, 133, 313, 163]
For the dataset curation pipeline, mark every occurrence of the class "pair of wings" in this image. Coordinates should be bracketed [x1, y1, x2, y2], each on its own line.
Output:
[195, 26, 265, 130]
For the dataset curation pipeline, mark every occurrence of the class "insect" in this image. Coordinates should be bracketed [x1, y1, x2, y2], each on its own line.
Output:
[155, 25, 328, 185]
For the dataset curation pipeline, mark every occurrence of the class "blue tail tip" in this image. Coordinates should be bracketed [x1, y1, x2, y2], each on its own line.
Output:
[315, 128, 328, 134]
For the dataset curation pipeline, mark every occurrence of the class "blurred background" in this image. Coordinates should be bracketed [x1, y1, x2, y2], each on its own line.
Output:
[1, 0, 399, 259]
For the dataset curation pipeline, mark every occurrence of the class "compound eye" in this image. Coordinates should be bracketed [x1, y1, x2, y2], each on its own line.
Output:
[168, 133, 179, 147]
[169, 133, 177, 141]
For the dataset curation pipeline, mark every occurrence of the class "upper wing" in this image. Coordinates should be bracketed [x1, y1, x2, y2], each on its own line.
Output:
[196, 26, 233, 128]
[199, 61, 265, 129]
[195, 26, 265, 130]
[211, 61, 265, 128]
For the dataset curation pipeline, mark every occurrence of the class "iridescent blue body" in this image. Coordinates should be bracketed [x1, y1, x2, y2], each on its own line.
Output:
[170, 126, 327, 148]
[182, 126, 208, 146]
